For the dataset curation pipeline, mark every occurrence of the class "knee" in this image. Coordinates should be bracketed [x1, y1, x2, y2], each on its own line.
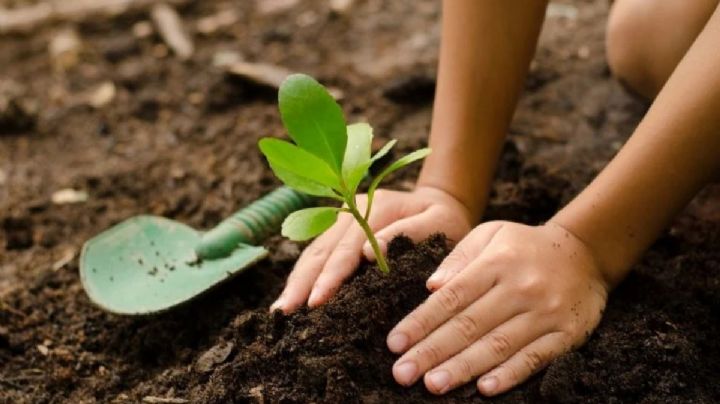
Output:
[606, 0, 657, 99]
[606, 0, 718, 99]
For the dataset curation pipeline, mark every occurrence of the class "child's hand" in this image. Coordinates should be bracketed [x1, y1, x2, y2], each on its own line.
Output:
[387, 221, 609, 396]
[270, 186, 474, 313]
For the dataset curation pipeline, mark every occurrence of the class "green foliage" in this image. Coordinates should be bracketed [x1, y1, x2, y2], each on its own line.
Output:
[259, 73, 431, 272]
[281, 207, 340, 241]
[364, 148, 431, 219]
[342, 123, 377, 194]
[278, 74, 347, 172]
[258, 138, 339, 188]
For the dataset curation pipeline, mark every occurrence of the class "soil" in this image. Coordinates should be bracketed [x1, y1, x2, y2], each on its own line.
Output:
[1, 0, 719, 403]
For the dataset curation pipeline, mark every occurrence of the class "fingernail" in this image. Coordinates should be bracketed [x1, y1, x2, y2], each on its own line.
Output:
[362, 242, 375, 260]
[364, 238, 386, 259]
[427, 271, 444, 286]
[377, 238, 387, 253]
[478, 376, 498, 395]
[393, 361, 417, 386]
[269, 298, 284, 312]
[387, 332, 408, 353]
[427, 370, 451, 394]
[307, 287, 321, 307]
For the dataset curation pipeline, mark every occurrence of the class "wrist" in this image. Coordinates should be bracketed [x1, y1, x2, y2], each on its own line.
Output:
[548, 211, 637, 289]
[542, 221, 614, 296]
[412, 183, 479, 226]
[415, 176, 486, 224]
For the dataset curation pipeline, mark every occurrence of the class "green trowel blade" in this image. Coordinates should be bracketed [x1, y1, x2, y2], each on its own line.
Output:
[80, 215, 268, 315]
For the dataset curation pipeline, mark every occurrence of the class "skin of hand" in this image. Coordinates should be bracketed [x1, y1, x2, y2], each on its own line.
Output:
[391, 1, 720, 397]
[270, 186, 473, 313]
[552, 2, 720, 285]
[387, 221, 609, 396]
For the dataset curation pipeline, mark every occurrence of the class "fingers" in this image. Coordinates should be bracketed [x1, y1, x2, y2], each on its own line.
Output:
[306, 220, 369, 307]
[387, 258, 497, 355]
[426, 221, 504, 291]
[422, 313, 548, 395]
[270, 215, 352, 313]
[390, 286, 520, 387]
[307, 202, 398, 307]
[361, 206, 434, 260]
[477, 332, 569, 396]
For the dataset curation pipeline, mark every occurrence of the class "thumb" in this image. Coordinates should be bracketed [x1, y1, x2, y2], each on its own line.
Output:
[426, 221, 505, 291]
[362, 209, 438, 261]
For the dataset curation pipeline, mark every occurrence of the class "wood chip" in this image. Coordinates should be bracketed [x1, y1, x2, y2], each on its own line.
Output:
[196, 8, 239, 35]
[224, 61, 292, 89]
[88, 81, 116, 108]
[0, 0, 191, 35]
[115, 393, 130, 402]
[327, 87, 344, 101]
[132, 20, 153, 38]
[256, 0, 299, 15]
[51, 188, 88, 204]
[52, 247, 77, 271]
[49, 27, 82, 70]
[249, 385, 264, 403]
[330, 0, 354, 14]
[151, 3, 193, 60]
[142, 397, 189, 404]
[212, 50, 243, 68]
[0, 3, 51, 33]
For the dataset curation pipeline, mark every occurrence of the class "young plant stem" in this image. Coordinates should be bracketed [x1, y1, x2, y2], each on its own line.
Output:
[346, 199, 390, 273]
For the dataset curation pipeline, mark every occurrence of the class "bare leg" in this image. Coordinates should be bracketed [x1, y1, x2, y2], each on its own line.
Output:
[607, 0, 719, 99]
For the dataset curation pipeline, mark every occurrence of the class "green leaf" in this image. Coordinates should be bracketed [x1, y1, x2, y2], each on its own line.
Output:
[365, 147, 431, 218]
[342, 136, 397, 195]
[270, 165, 342, 200]
[281, 207, 340, 241]
[342, 123, 373, 193]
[259, 138, 341, 190]
[279, 74, 347, 173]
[370, 139, 396, 163]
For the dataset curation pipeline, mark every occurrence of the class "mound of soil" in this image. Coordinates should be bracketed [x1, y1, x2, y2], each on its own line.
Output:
[3, 217, 720, 403]
[190, 235, 454, 403]
[189, 223, 720, 404]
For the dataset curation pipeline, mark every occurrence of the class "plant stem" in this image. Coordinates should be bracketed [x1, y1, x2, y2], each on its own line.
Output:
[346, 200, 390, 273]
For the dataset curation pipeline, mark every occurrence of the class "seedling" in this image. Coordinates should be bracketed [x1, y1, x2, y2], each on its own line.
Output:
[258, 74, 430, 273]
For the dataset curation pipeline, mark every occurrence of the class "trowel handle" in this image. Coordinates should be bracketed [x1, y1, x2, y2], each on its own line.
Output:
[195, 187, 314, 259]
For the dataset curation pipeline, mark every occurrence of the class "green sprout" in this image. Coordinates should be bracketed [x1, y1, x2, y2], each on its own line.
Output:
[258, 74, 430, 273]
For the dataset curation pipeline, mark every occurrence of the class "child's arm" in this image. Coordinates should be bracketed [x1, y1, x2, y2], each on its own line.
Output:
[415, 0, 548, 221]
[552, 1, 720, 286]
[389, 3, 720, 397]
[271, 0, 548, 313]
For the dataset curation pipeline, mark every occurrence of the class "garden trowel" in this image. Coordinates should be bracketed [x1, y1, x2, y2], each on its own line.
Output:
[80, 187, 312, 315]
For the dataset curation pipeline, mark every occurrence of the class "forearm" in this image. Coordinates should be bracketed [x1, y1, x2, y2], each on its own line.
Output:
[552, 3, 720, 287]
[418, 0, 548, 222]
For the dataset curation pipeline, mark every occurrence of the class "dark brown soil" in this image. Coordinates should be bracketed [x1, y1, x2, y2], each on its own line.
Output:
[1, 0, 719, 403]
